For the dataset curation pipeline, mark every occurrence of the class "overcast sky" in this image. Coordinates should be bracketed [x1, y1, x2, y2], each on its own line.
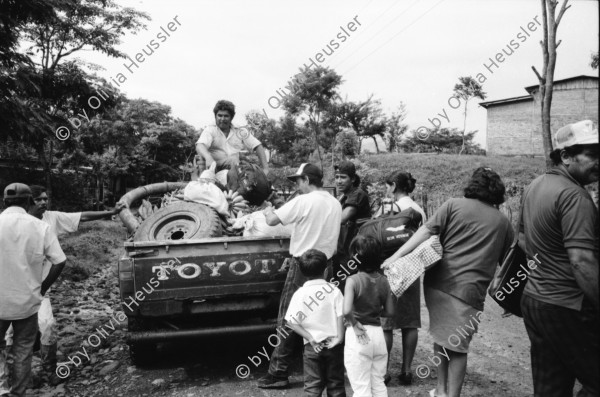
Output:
[80, 0, 599, 149]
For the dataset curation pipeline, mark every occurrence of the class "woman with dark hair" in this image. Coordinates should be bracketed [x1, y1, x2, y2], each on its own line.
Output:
[335, 161, 371, 223]
[377, 171, 426, 385]
[333, 161, 371, 288]
[383, 167, 514, 397]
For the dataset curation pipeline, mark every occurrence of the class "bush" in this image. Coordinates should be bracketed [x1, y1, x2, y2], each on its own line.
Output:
[335, 130, 359, 157]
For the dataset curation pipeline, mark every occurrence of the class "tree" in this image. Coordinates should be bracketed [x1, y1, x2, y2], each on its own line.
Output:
[591, 52, 599, 70]
[400, 127, 485, 155]
[385, 102, 409, 153]
[532, 0, 571, 167]
[0, 0, 61, 147]
[3, 0, 149, 201]
[63, 98, 199, 199]
[282, 66, 343, 171]
[335, 129, 360, 157]
[453, 76, 487, 156]
[336, 96, 387, 154]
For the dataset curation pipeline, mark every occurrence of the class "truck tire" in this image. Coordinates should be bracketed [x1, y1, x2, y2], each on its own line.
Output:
[128, 341, 157, 366]
[133, 202, 222, 242]
[127, 318, 157, 366]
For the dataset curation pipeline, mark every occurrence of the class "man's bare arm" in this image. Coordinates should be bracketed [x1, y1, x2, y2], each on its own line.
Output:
[263, 206, 282, 226]
[41, 260, 66, 296]
[568, 247, 599, 310]
[341, 206, 358, 224]
[196, 143, 215, 167]
[80, 202, 126, 222]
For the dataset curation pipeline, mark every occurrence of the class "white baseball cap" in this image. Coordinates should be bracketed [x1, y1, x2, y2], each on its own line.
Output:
[554, 120, 598, 149]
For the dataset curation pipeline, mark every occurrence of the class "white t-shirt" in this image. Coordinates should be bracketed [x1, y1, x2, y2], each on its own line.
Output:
[396, 196, 426, 224]
[196, 125, 261, 166]
[285, 279, 344, 344]
[0, 207, 66, 320]
[274, 190, 342, 258]
[43, 211, 81, 236]
[41, 211, 81, 279]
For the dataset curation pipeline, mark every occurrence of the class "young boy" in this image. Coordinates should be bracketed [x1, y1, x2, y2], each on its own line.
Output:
[285, 249, 346, 397]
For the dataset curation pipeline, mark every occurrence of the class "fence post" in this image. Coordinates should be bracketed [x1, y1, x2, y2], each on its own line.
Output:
[422, 192, 428, 218]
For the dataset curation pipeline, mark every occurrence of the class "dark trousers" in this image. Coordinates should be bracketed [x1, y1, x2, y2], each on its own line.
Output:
[269, 257, 307, 378]
[268, 257, 335, 378]
[0, 314, 38, 397]
[303, 343, 346, 397]
[521, 295, 599, 397]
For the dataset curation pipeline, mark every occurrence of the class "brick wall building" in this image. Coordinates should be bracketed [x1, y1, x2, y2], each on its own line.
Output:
[480, 75, 598, 155]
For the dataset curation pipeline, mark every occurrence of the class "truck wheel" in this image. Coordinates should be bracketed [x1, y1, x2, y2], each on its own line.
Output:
[133, 202, 222, 241]
[127, 317, 157, 366]
[128, 341, 157, 366]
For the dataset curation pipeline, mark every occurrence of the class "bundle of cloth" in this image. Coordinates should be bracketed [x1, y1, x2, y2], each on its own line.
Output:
[183, 163, 229, 216]
[230, 209, 292, 237]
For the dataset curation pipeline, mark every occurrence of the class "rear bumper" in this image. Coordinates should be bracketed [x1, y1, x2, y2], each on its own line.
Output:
[126, 322, 277, 343]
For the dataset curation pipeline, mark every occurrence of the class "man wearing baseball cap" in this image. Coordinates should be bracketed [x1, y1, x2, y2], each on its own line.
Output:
[3, 184, 126, 387]
[258, 163, 342, 389]
[0, 183, 66, 397]
[519, 120, 599, 396]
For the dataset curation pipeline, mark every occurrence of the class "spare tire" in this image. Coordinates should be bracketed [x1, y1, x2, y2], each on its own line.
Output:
[133, 202, 222, 242]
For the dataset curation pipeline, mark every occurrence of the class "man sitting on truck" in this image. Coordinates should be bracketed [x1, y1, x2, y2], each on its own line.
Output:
[259, 163, 342, 389]
[194, 99, 269, 177]
[4, 185, 126, 386]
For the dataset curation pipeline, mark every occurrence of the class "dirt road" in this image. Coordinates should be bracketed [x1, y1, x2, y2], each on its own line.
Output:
[26, 270, 540, 396]
[23, 221, 581, 397]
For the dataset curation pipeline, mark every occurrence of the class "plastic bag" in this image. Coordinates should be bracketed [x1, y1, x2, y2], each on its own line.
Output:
[184, 163, 229, 216]
[38, 297, 57, 345]
[231, 211, 292, 237]
[216, 170, 228, 186]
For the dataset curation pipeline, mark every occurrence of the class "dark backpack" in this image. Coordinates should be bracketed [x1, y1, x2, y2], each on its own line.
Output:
[357, 207, 422, 256]
[227, 160, 272, 206]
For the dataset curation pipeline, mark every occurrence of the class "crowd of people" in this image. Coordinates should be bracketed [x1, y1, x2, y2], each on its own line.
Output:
[0, 101, 597, 397]
[255, 118, 598, 397]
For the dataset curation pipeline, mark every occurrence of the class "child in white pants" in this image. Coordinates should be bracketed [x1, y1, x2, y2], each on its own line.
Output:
[343, 235, 394, 397]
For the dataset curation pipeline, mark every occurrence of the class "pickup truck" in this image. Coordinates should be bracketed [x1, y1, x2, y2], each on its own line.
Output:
[117, 182, 293, 364]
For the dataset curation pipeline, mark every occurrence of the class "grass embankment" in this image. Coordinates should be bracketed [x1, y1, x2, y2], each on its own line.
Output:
[332, 153, 545, 230]
[358, 153, 545, 196]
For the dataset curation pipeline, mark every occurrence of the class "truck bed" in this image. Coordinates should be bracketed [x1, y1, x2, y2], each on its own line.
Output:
[118, 235, 291, 318]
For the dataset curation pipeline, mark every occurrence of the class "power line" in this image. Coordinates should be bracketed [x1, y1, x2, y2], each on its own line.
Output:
[331, 0, 421, 71]
[340, 0, 448, 76]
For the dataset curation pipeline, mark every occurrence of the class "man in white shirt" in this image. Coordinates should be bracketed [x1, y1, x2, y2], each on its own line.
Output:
[195, 100, 269, 176]
[258, 163, 342, 389]
[0, 183, 66, 397]
[4, 185, 125, 385]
